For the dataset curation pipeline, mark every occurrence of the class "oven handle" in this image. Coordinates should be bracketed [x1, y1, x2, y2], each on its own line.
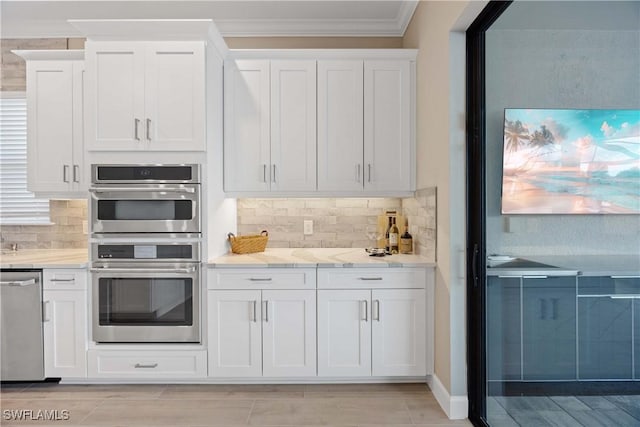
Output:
[90, 266, 197, 274]
[89, 187, 196, 194]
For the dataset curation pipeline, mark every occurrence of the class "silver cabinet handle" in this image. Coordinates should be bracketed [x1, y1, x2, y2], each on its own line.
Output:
[43, 300, 51, 322]
[611, 276, 640, 279]
[249, 278, 272, 282]
[50, 278, 75, 283]
[356, 164, 361, 183]
[367, 164, 372, 183]
[262, 164, 267, 183]
[373, 299, 380, 321]
[134, 363, 158, 369]
[73, 165, 80, 183]
[0, 278, 37, 287]
[263, 300, 269, 322]
[146, 118, 151, 141]
[251, 300, 257, 322]
[359, 277, 383, 281]
[63, 165, 70, 183]
[134, 118, 141, 141]
[610, 295, 640, 299]
[361, 300, 368, 321]
[272, 165, 276, 183]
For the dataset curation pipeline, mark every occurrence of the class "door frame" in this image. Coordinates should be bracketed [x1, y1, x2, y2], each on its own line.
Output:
[466, 2, 513, 426]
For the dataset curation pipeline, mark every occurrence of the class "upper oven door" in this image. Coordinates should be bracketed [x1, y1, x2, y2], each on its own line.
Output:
[90, 184, 200, 234]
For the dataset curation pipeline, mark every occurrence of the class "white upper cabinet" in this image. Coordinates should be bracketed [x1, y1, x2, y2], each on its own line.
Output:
[16, 51, 86, 196]
[270, 60, 317, 192]
[364, 60, 412, 192]
[85, 41, 205, 151]
[223, 60, 271, 192]
[317, 60, 364, 192]
[223, 59, 316, 193]
[224, 51, 415, 196]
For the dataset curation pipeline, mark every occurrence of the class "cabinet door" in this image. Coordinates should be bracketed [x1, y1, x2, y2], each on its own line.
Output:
[43, 290, 87, 378]
[578, 296, 632, 379]
[317, 60, 364, 192]
[270, 60, 317, 192]
[522, 277, 576, 380]
[71, 61, 86, 191]
[262, 289, 316, 377]
[364, 60, 412, 192]
[223, 60, 271, 192]
[85, 41, 145, 151]
[144, 42, 205, 151]
[372, 289, 426, 376]
[208, 290, 262, 377]
[317, 290, 371, 377]
[26, 60, 74, 192]
[487, 276, 522, 381]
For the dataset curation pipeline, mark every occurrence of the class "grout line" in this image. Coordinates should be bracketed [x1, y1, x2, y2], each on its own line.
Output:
[76, 397, 106, 424]
[245, 399, 256, 425]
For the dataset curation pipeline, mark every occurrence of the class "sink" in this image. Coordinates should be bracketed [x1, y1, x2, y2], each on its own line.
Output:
[487, 257, 579, 276]
[489, 258, 559, 269]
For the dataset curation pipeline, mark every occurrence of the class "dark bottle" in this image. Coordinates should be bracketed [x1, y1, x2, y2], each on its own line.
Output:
[400, 219, 413, 254]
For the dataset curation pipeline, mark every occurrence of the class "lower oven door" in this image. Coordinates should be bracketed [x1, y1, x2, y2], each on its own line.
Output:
[91, 264, 200, 343]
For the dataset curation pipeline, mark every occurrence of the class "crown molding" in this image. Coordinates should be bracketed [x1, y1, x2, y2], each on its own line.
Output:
[216, 2, 419, 38]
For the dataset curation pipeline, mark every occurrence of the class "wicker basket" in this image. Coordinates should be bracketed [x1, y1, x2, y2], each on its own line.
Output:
[228, 230, 269, 254]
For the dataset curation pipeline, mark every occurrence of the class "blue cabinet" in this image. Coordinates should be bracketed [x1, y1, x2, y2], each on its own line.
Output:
[577, 276, 639, 380]
[487, 276, 521, 380]
[522, 276, 577, 380]
[487, 275, 577, 381]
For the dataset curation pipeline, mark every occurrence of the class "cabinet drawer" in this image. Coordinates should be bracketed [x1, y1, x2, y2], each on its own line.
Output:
[43, 269, 88, 290]
[318, 268, 426, 289]
[88, 350, 206, 378]
[209, 268, 316, 290]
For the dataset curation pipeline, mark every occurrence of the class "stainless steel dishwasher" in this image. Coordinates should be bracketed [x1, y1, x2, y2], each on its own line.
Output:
[0, 270, 44, 381]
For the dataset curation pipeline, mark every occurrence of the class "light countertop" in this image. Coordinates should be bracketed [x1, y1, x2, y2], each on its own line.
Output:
[0, 249, 89, 269]
[209, 248, 435, 268]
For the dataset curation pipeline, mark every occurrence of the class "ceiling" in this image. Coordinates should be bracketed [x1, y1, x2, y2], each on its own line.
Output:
[0, 0, 419, 38]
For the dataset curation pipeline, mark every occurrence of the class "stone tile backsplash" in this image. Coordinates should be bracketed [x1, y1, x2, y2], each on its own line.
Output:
[237, 191, 437, 261]
[0, 200, 88, 249]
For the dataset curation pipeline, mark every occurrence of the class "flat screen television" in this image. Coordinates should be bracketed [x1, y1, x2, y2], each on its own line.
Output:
[501, 108, 640, 214]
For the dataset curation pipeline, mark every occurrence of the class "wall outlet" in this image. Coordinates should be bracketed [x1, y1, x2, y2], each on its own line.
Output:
[303, 220, 313, 235]
[82, 220, 88, 235]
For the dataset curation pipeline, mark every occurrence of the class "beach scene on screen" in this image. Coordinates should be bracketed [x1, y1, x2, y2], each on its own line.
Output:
[502, 108, 640, 214]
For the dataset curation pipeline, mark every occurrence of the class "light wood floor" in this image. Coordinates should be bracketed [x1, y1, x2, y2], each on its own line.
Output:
[0, 383, 471, 426]
[488, 395, 640, 427]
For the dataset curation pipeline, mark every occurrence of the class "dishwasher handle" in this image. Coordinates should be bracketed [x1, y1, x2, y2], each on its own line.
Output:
[0, 278, 38, 287]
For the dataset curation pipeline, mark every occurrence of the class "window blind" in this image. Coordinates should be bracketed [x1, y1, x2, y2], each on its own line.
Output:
[0, 94, 50, 224]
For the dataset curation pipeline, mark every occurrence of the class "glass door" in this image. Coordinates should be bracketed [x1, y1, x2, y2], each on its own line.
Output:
[468, 2, 640, 426]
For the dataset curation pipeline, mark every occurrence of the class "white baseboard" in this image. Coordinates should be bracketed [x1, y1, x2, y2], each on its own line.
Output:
[427, 374, 468, 420]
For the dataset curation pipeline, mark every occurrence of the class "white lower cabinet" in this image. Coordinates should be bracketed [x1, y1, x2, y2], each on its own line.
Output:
[88, 350, 207, 378]
[208, 288, 316, 377]
[371, 289, 426, 376]
[318, 288, 426, 377]
[317, 290, 372, 376]
[317, 268, 429, 378]
[42, 269, 88, 378]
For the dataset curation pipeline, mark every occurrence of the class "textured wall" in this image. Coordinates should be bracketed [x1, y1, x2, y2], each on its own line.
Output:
[0, 200, 88, 249]
[486, 29, 640, 256]
[236, 195, 436, 258]
[1, 39, 68, 91]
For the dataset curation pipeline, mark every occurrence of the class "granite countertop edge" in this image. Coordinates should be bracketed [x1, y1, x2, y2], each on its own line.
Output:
[0, 249, 89, 269]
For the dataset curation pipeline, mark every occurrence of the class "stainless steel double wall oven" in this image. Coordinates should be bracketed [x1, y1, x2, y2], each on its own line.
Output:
[89, 165, 202, 343]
